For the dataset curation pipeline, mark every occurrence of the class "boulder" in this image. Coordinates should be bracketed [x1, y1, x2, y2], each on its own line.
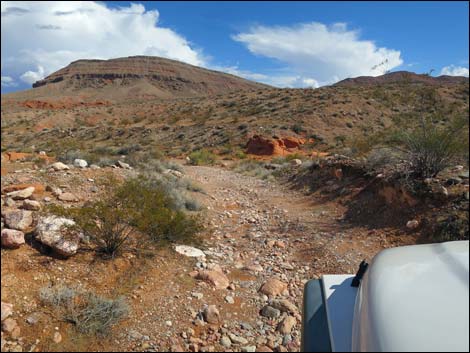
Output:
[1, 229, 25, 248]
[196, 270, 230, 289]
[246, 135, 305, 156]
[2, 209, 33, 231]
[259, 279, 288, 297]
[35, 216, 81, 257]
[6, 186, 35, 200]
[73, 159, 88, 168]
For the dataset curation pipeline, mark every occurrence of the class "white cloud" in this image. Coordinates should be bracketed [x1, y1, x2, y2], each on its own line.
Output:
[1, 1, 205, 86]
[20, 65, 45, 84]
[233, 22, 403, 87]
[440, 65, 469, 77]
[1, 75, 17, 87]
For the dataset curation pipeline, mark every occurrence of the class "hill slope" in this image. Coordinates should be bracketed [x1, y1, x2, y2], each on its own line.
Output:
[3, 56, 269, 101]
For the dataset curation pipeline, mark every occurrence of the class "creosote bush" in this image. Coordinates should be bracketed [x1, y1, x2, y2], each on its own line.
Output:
[48, 175, 203, 258]
[388, 116, 468, 178]
[188, 149, 217, 166]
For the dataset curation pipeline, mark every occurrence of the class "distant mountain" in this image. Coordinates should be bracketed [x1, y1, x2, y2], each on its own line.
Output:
[335, 71, 468, 87]
[4, 56, 269, 101]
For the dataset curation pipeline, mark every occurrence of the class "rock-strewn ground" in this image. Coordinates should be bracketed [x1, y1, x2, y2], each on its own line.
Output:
[1, 159, 418, 352]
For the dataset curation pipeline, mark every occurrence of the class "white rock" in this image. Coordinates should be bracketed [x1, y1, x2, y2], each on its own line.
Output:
[51, 162, 70, 171]
[290, 159, 302, 166]
[73, 159, 88, 168]
[35, 216, 81, 257]
[175, 245, 205, 258]
[406, 220, 420, 230]
[7, 187, 35, 200]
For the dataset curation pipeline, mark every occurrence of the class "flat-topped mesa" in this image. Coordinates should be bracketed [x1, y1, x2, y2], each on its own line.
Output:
[335, 71, 469, 87]
[31, 55, 269, 98]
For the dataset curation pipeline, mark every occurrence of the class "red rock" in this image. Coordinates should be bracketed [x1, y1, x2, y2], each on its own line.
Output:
[246, 135, 305, 156]
[2, 183, 46, 194]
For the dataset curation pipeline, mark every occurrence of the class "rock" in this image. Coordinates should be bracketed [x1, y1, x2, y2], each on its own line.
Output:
[260, 305, 280, 319]
[1, 229, 25, 248]
[1, 302, 13, 321]
[21, 199, 42, 211]
[269, 299, 298, 315]
[2, 210, 33, 231]
[51, 162, 70, 171]
[259, 279, 288, 297]
[175, 245, 205, 258]
[196, 270, 229, 289]
[89, 164, 101, 170]
[203, 305, 220, 324]
[50, 187, 62, 196]
[228, 333, 248, 345]
[116, 160, 131, 169]
[35, 216, 81, 257]
[58, 192, 79, 202]
[26, 313, 40, 325]
[53, 331, 62, 343]
[290, 159, 302, 166]
[438, 186, 449, 197]
[225, 296, 235, 304]
[73, 159, 88, 168]
[446, 177, 462, 186]
[256, 346, 273, 352]
[4, 198, 16, 207]
[220, 336, 232, 348]
[277, 316, 297, 334]
[7, 186, 35, 200]
[241, 346, 257, 352]
[2, 318, 19, 336]
[406, 220, 420, 230]
[191, 292, 204, 300]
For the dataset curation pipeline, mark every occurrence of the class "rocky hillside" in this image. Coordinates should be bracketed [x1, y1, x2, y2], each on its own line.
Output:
[4, 56, 269, 101]
[335, 71, 468, 87]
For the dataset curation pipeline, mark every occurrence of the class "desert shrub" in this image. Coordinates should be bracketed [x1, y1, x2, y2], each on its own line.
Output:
[48, 175, 203, 257]
[188, 149, 217, 166]
[364, 147, 400, 172]
[233, 160, 273, 180]
[388, 116, 469, 178]
[115, 144, 142, 156]
[40, 285, 129, 336]
[291, 123, 304, 134]
[271, 153, 303, 165]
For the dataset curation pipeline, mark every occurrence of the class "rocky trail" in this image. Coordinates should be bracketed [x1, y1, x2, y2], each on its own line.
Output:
[1, 161, 413, 352]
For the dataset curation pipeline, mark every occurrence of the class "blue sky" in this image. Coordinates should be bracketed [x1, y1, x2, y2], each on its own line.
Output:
[1, 1, 468, 93]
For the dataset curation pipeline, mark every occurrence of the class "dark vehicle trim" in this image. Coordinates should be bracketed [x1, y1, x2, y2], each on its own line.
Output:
[301, 279, 332, 352]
